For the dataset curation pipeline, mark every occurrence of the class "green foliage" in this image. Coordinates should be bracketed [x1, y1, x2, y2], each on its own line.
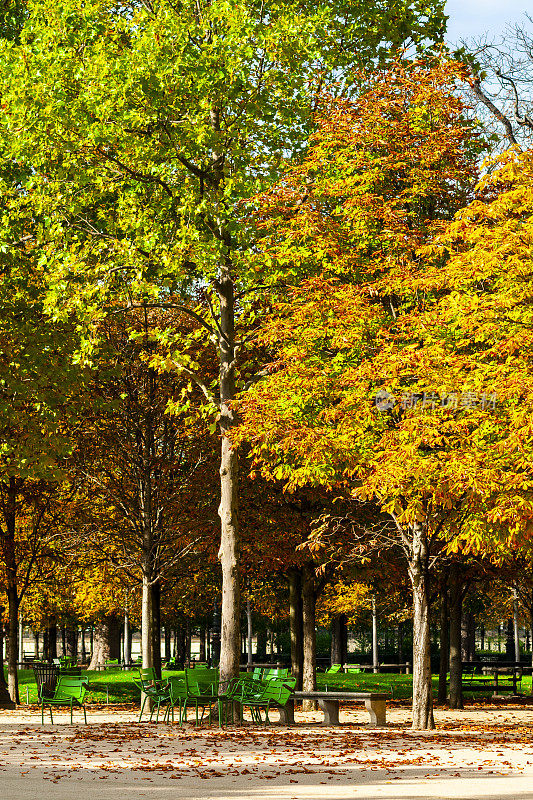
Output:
[0, 0, 447, 351]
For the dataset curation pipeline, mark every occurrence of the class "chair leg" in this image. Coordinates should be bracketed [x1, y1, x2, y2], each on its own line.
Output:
[70, 703, 73, 724]
[49, 706, 54, 724]
[83, 705, 87, 724]
[139, 696, 147, 723]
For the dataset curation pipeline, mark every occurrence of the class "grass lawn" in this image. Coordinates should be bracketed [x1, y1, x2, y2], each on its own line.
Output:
[11, 667, 533, 705]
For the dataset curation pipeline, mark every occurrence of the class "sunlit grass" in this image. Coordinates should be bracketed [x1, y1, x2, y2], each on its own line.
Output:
[11, 667, 533, 705]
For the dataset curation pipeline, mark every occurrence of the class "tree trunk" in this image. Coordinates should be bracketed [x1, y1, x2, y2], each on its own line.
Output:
[151, 580, 161, 678]
[217, 418, 240, 692]
[288, 568, 303, 689]
[214, 103, 241, 693]
[407, 520, 434, 730]
[301, 563, 317, 710]
[448, 562, 463, 709]
[331, 615, 342, 666]
[61, 626, 67, 657]
[185, 620, 191, 665]
[89, 615, 120, 669]
[3, 478, 20, 703]
[461, 610, 475, 662]
[141, 574, 153, 669]
[199, 627, 206, 662]
[33, 630, 39, 660]
[0, 617, 14, 708]
[44, 617, 57, 662]
[372, 595, 379, 673]
[18, 619, 23, 665]
[246, 598, 253, 669]
[175, 625, 186, 664]
[123, 613, 130, 665]
[530, 610, 533, 669]
[164, 626, 172, 662]
[66, 627, 77, 660]
[340, 614, 348, 666]
[80, 627, 86, 663]
[513, 590, 520, 662]
[89, 619, 111, 670]
[505, 617, 514, 661]
[256, 628, 267, 660]
[438, 571, 449, 705]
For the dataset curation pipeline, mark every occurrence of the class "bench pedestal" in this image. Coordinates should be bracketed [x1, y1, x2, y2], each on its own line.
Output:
[278, 692, 389, 727]
[318, 698, 340, 725]
[364, 698, 386, 726]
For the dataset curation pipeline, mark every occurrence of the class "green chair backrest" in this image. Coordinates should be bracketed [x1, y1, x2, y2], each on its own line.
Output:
[232, 678, 263, 701]
[252, 667, 263, 680]
[136, 668, 162, 691]
[264, 668, 289, 680]
[185, 667, 218, 694]
[327, 664, 342, 674]
[168, 676, 188, 702]
[260, 679, 291, 707]
[138, 667, 157, 682]
[55, 676, 88, 702]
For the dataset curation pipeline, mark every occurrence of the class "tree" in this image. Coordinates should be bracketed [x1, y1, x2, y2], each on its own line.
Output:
[0, 247, 83, 700]
[235, 58, 484, 728]
[0, 0, 447, 688]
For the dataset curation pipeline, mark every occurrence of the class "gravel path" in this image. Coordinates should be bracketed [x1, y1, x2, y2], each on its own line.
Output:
[0, 703, 532, 799]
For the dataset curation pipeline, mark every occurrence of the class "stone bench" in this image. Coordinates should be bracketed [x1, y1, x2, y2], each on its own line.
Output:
[279, 691, 390, 727]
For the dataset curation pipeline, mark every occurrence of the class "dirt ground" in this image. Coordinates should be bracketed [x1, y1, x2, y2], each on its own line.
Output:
[0, 702, 532, 800]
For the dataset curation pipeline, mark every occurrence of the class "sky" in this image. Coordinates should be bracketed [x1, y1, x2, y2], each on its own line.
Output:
[445, 0, 530, 44]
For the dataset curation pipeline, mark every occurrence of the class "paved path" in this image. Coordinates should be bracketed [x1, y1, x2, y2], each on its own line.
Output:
[1, 704, 533, 799]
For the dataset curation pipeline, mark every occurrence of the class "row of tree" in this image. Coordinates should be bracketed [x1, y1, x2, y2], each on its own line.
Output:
[1, 1, 533, 728]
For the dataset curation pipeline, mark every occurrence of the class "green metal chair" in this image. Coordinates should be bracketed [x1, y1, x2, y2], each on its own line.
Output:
[134, 668, 170, 722]
[229, 678, 293, 724]
[163, 676, 188, 724]
[40, 675, 88, 724]
[184, 668, 220, 726]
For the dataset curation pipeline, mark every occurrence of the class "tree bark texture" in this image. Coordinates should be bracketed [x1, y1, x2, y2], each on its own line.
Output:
[407, 520, 435, 730]
[372, 595, 379, 673]
[151, 580, 161, 678]
[288, 568, 304, 689]
[2, 478, 19, 703]
[461, 610, 475, 662]
[256, 628, 267, 660]
[301, 563, 317, 710]
[513, 590, 521, 662]
[141, 574, 153, 670]
[88, 615, 120, 670]
[448, 562, 463, 709]
[199, 628, 206, 662]
[0, 619, 14, 708]
[213, 101, 241, 694]
[438, 571, 450, 705]
[246, 598, 253, 669]
[123, 614, 130, 665]
[505, 617, 514, 661]
[66, 627, 77, 660]
[331, 615, 342, 666]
